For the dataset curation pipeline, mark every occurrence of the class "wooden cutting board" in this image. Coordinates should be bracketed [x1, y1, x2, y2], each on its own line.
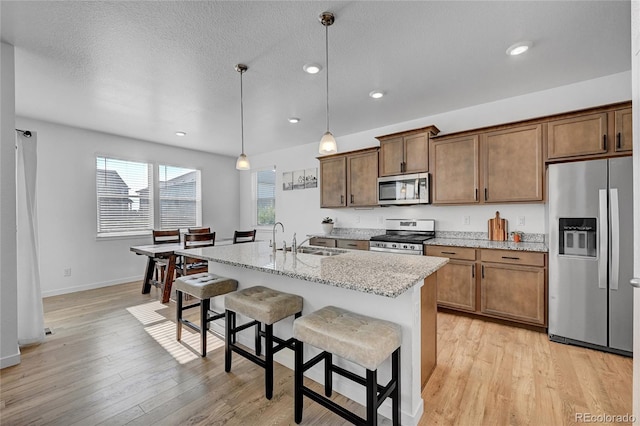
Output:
[488, 211, 507, 241]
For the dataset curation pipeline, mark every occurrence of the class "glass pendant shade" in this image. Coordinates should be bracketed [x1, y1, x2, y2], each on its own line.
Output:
[319, 131, 337, 155]
[236, 153, 250, 170]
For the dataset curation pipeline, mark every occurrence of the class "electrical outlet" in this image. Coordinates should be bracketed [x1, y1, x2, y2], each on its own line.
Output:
[518, 216, 526, 226]
[63, 268, 71, 277]
[355, 215, 360, 224]
[378, 216, 384, 225]
[463, 216, 471, 225]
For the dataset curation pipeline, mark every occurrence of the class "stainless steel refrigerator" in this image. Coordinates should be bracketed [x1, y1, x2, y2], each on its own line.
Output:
[548, 157, 634, 355]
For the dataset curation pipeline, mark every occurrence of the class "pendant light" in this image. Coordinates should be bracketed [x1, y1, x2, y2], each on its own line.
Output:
[318, 12, 337, 155]
[235, 63, 251, 170]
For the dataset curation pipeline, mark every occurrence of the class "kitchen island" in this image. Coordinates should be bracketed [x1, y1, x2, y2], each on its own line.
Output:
[175, 241, 448, 426]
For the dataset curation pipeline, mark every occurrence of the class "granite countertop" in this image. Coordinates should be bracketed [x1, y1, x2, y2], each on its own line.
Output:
[176, 241, 448, 298]
[424, 237, 548, 253]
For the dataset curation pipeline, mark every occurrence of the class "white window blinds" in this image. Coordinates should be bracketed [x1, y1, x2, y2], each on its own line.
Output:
[256, 169, 275, 226]
[159, 165, 201, 230]
[96, 157, 153, 235]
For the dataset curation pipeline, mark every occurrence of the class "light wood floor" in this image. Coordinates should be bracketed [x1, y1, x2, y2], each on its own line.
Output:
[0, 281, 632, 425]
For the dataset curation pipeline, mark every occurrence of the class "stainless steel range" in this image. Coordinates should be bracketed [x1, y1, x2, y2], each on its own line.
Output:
[369, 219, 435, 255]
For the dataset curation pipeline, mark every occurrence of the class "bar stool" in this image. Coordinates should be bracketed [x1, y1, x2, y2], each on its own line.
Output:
[175, 272, 238, 357]
[224, 286, 303, 399]
[293, 306, 402, 426]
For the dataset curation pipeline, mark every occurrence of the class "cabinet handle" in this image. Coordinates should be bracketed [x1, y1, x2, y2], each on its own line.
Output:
[340, 195, 344, 204]
[347, 243, 357, 247]
[484, 188, 488, 201]
[472, 264, 475, 278]
[501, 256, 520, 260]
[475, 188, 478, 201]
[481, 265, 485, 279]
[442, 251, 457, 255]
[603, 134, 607, 151]
[317, 242, 327, 246]
[617, 132, 621, 149]
[351, 194, 354, 203]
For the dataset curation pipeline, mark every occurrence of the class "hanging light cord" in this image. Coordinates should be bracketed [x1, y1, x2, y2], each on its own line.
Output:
[325, 22, 330, 133]
[240, 69, 245, 155]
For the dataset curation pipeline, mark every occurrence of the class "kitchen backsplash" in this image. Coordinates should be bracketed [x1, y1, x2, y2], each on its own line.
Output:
[329, 227, 545, 243]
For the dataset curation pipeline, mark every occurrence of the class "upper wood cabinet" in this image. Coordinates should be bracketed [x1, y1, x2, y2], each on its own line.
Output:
[319, 148, 379, 208]
[615, 107, 633, 152]
[430, 135, 479, 204]
[430, 124, 543, 204]
[482, 124, 543, 203]
[376, 126, 439, 176]
[547, 112, 608, 159]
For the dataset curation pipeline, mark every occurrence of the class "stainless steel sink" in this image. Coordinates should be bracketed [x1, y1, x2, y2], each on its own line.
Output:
[296, 247, 346, 256]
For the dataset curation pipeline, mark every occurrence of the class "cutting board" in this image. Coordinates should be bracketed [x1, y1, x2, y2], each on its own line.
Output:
[488, 211, 507, 241]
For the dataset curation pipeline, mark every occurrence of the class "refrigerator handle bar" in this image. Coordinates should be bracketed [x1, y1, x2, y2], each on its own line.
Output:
[610, 188, 620, 290]
[598, 189, 608, 290]
[631, 278, 640, 288]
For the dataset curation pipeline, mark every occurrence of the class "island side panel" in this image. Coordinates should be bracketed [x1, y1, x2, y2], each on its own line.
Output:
[422, 273, 437, 388]
[205, 261, 426, 426]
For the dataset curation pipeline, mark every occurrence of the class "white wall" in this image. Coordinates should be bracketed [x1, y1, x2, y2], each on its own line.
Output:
[241, 71, 632, 242]
[1, 42, 20, 368]
[15, 118, 241, 297]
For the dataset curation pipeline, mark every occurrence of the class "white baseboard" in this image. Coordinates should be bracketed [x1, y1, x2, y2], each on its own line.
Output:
[0, 352, 21, 369]
[41, 275, 144, 297]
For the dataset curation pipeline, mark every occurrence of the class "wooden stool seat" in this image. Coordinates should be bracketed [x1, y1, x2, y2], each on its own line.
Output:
[175, 273, 238, 357]
[225, 286, 303, 400]
[293, 306, 402, 425]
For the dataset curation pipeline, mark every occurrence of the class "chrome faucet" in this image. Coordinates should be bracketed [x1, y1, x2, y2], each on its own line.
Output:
[295, 237, 313, 252]
[272, 222, 284, 252]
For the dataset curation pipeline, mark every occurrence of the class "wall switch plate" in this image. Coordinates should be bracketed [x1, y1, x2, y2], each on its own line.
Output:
[518, 216, 526, 226]
[63, 268, 71, 277]
[355, 215, 360, 223]
[463, 216, 471, 225]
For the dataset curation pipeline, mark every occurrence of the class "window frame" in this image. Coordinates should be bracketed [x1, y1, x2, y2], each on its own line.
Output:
[252, 166, 276, 229]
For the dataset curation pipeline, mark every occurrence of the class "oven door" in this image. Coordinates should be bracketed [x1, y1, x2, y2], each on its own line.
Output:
[377, 173, 430, 205]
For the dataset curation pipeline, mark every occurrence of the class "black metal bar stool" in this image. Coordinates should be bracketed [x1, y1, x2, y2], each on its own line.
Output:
[224, 285, 303, 399]
[174, 272, 238, 357]
[292, 305, 402, 426]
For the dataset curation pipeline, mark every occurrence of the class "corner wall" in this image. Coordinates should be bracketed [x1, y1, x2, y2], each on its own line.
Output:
[16, 117, 241, 297]
[1, 42, 20, 368]
[241, 72, 631, 242]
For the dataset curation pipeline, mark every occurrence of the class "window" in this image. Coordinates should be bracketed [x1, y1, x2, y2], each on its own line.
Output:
[255, 169, 276, 226]
[96, 157, 153, 235]
[96, 157, 202, 236]
[158, 165, 201, 229]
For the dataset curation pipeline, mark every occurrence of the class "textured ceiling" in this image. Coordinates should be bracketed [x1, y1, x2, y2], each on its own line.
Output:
[0, 1, 632, 158]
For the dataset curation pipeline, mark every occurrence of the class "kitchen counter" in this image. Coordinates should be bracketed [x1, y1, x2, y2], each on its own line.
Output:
[176, 241, 447, 425]
[425, 237, 548, 252]
[176, 241, 447, 298]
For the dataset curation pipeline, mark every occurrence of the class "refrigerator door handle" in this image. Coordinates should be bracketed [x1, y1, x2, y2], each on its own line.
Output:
[610, 188, 620, 290]
[598, 189, 608, 290]
[631, 278, 640, 288]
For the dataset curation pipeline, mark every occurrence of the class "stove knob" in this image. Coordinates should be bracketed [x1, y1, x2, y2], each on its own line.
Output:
[392, 244, 397, 248]
[403, 245, 408, 249]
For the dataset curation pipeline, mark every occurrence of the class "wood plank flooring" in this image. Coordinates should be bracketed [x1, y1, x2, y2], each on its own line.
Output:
[0, 281, 632, 425]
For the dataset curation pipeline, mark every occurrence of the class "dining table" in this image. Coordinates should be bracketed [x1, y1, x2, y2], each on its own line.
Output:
[130, 239, 235, 303]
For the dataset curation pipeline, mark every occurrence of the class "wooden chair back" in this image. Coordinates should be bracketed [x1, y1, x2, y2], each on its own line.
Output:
[187, 227, 211, 234]
[181, 232, 216, 275]
[233, 229, 256, 244]
[153, 229, 180, 244]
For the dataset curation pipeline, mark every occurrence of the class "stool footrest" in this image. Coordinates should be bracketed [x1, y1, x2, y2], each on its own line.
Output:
[233, 319, 260, 333]
[302, 387, 364, 425]
[231, 344, 267, 368]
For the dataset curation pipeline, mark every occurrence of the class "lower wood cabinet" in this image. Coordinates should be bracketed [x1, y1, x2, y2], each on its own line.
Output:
[309, 237, 336, 248]
[427, 245, 547, 328]
[309, 237, 368, 250]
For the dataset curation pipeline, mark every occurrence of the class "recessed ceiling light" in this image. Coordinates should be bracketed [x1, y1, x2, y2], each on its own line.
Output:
[175, 131, 187, 136]
[369, 91, 384, 99]
[303, 63, 322, 74]
[288, 117, 300, 124]
[506, 41, 532, 56]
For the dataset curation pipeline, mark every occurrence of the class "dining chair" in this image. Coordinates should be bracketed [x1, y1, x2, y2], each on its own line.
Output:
[187, 227, 211, 234]
[178, 232, 216, 277]
[233, 229, 256, 244]
[152, 229, 181, 282]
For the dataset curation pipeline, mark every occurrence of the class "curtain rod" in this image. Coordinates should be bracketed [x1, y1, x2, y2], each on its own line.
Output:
[15, 129, 32, 137]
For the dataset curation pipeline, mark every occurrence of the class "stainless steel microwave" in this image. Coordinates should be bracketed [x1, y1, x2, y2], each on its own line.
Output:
[377, 173, 430, 205]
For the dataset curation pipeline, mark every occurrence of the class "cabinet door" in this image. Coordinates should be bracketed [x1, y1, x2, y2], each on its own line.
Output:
[320, 156, 346, 207]
[347, 150, 378, 206]
[379, 137, 404, 176]
[309, 237, 336, 248]
[436, 260, 476, 312]
[481, 263, 546, 326]
[403, 133, 429, 174]
[336, 239, 369, 250]
[483, 124, 543, 202]
[615, 108, 633, 152]
[547, 113, 608, 159]
[430, 135, 479, 204]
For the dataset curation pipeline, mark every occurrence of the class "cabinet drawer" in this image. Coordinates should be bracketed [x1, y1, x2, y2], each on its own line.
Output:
[426, 245, 476, 261]
[309, 237, 337, 248]
[336, 239, 369, 250]
[480, 249, 545, 267]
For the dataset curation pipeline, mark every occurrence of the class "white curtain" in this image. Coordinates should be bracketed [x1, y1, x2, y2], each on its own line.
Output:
[16, 131, 45, 346]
